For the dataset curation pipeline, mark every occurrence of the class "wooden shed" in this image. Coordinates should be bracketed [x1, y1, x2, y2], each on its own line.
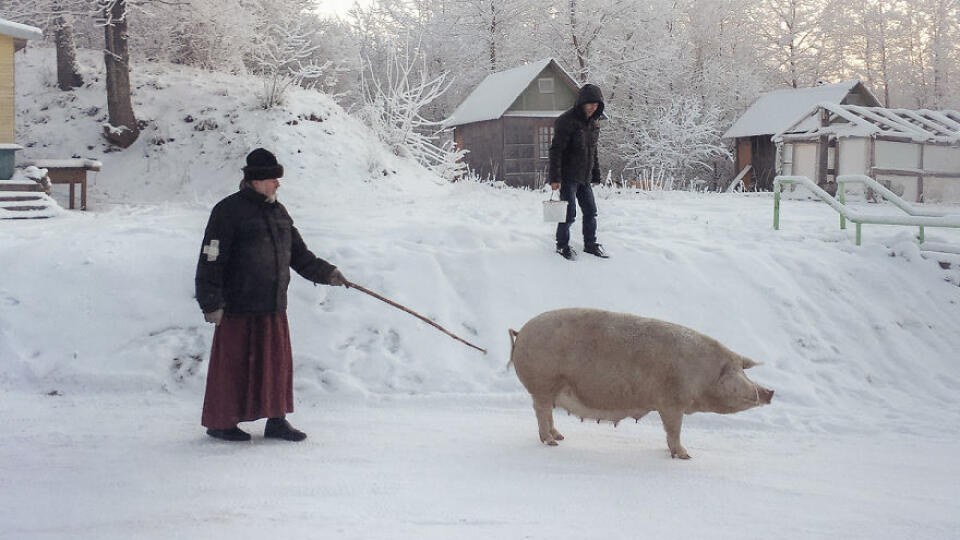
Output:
[723, 81, 880, 191]
[773, 104, 960, 203]
[445, 58, 580, 188]
[0, 18, 43, 179]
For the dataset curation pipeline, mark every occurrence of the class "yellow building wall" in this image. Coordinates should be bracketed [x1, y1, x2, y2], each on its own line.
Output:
[0, 35, 14, 144]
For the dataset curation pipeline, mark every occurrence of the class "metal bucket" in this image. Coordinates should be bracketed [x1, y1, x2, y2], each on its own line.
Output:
[543, 193, 568, 222]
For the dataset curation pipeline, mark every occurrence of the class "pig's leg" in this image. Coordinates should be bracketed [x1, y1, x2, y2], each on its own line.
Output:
[659, 408, 690, 459]
[532, 395, 560, 446]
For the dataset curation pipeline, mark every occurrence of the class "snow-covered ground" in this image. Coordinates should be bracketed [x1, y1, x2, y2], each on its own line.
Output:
[3, 392, 959, 540]
[2, 48, 960, 539]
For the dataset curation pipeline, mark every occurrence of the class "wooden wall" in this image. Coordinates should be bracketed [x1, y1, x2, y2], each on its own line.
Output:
[455, 119, 504, 182]
[456, 116, 559, 188]
[507, 68, 577, 113]
[0, 35, 15, 144]
[503, 117, 536, 187]
[502, 117, 555, 188]
[735, 138, 753, 189]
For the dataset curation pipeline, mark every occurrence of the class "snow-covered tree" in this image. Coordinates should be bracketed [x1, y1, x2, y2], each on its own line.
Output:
[130, 0, 256, 73]
[0, 0, 85, 90]
[449, 0, 533, 73]
[97, 0, 139, 147]
[912, 0, 960, 108]
[537, 0, 628, 83]
[51, 0, 83, 89]
[618, 97, 729, 190]
[244, 0, 333, 108]
[751, 0, 831, 88]
[358, 38, 466, 180]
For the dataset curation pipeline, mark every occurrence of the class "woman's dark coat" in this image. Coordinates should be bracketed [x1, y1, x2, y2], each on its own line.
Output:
[195, 187, 336, 314]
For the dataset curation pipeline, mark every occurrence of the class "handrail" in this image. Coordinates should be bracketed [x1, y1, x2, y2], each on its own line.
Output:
[773, 175, 960, 245]
[836, 174, 959, 243]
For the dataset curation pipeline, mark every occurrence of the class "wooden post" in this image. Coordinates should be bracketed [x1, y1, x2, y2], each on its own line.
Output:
[0, 36, 15, 144]
[817, 108, 831, 193]
[833, 139, 840, 180]
[918, 143, 925, 203]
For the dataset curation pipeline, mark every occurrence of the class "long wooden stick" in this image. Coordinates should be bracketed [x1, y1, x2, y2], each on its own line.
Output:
[345, 280, 488, 355]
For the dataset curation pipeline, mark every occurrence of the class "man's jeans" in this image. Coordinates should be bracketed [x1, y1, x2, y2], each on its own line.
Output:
[555, 181, 597, 248]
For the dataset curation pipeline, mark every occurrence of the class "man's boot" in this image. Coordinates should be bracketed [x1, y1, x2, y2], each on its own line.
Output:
[556, 245, 577, 261]
[584, 243, 610, 258]
[264, 417, 307, 442]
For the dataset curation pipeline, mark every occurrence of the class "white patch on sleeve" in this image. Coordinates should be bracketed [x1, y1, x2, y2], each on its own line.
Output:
[202, 239, 220, 262]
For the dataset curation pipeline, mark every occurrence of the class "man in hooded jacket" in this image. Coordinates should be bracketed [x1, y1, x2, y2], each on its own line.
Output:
[548, 83, 609, 260]
[195, 148, 348, 442]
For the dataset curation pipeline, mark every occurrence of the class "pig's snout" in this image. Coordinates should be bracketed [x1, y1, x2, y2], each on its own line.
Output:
[758, 387, 774, 405]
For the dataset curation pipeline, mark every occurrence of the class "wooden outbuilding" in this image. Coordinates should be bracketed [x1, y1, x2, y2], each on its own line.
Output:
[773, 104, 960, 203]
[723, 81, 881, 191]
[0, 18, 43, 180]
[445, 58, 580, 188]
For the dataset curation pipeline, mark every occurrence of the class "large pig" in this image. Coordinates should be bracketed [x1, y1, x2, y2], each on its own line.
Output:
[508, 308, 773, 459]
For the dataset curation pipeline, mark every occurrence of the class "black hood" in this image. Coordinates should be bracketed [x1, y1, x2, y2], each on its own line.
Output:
[575, 84, 605, 119]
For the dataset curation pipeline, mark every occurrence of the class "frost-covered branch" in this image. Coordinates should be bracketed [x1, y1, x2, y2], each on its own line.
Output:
[615, 97, 730, 191]
[358, 38, 467, 180]
[247, 0, 333, 108]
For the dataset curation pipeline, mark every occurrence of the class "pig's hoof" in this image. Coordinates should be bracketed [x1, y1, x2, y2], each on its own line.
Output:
[540, 433, 560, 446]
[550, 429, 565, 441]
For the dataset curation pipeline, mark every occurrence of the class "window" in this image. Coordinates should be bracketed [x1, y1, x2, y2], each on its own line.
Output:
[538, 78, 554, 94]
[538, 126, 554, 159]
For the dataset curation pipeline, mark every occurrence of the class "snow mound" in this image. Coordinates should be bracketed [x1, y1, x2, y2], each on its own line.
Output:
[2, 48, 960, 442]
[14, 47, 440, 209]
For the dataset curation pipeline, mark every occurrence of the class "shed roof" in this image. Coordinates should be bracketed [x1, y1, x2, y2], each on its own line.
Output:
[722, 81, 880, 139]
[0, 18, 43, 41]
[444, 58, 579, 128]
[772, 103, 960, 144]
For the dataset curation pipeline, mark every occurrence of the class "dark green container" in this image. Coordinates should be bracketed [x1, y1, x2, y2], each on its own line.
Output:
[0, 146, 21, 180]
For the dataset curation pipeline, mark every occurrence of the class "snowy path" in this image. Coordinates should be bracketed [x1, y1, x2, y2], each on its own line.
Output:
[2, 392, 958, 540]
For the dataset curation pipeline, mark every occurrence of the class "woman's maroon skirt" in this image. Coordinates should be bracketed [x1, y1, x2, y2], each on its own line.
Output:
[201, 312, 295, 429]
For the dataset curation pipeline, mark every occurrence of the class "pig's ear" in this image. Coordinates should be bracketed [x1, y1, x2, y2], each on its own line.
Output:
[741, 357, 763, 370]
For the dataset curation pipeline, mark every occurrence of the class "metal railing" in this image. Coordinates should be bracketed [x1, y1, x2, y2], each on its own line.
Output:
[773, 175, 960, 246]
[836, 174, 952, 243]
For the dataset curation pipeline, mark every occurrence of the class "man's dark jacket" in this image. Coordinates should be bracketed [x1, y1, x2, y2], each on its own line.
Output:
[195, 187, 336, 314]
[548, 84, 605, 185]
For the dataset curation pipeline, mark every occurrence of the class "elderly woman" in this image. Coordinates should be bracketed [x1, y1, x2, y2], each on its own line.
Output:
[195, 148, 348, 442]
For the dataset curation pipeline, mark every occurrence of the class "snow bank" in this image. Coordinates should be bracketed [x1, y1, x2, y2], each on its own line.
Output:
[3, 48, 960, 444]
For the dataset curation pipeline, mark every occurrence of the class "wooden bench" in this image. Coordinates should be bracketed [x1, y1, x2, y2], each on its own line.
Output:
[28, 159, 102, 210]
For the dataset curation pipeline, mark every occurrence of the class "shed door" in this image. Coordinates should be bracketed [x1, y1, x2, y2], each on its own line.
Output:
[536, 124, 555, 184]
[736, 139, 753, 189]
